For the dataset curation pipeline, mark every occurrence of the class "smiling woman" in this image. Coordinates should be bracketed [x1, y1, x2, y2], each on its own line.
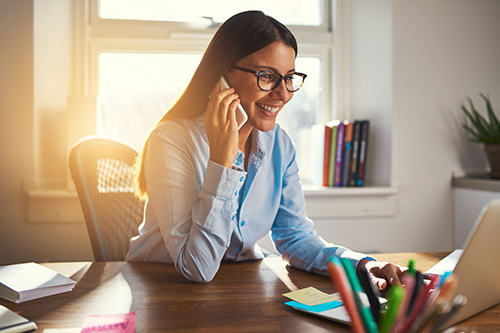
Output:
[122, 10, 405, 288]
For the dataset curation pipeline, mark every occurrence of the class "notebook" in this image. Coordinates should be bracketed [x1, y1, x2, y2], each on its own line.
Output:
[425, 198, 500, 329]
[0, 262, 76, 303]
[0, 305, 37, 332]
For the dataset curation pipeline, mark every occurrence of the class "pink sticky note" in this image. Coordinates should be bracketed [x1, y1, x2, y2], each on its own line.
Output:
[81, 312, 135, 333]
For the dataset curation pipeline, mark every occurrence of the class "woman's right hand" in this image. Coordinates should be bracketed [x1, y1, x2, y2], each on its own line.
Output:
[203, 81, 241, 169]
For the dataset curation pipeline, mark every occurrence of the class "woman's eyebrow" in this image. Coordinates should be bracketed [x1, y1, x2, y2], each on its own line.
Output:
[256, 66, 296, 74]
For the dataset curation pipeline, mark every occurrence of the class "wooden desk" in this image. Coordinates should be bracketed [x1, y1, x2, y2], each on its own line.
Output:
[0, 253, 497, 332]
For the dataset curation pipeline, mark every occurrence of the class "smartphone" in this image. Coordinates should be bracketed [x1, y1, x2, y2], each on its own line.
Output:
[220, 76, 248, 129]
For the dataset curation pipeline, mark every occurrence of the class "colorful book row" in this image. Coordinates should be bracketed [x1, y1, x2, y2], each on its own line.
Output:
[310, 120, 369, 187]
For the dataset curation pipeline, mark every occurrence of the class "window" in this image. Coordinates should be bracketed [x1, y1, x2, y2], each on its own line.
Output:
[86, 0, 333, 183]
[97, 53, 202, 151]
[98, 0, 323, 26]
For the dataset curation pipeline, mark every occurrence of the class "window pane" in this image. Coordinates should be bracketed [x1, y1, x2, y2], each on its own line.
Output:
[277, 57, 322, 183]
[99, 0, 322, 26]
[97, 53, 323, 181]
[97, 53, 202, 151]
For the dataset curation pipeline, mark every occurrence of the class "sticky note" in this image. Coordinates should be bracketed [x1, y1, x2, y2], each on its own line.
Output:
[285, 299, 342, 313]
[283, 286, 339, 306]
[81, 312, 135, 333]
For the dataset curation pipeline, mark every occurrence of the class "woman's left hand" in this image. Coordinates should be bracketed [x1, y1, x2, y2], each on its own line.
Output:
[359, 259, 407, 291]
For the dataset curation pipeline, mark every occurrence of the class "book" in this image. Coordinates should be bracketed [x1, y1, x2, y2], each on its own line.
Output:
[322, 123, 331, 186]
[328, 121, 340, 187]
[333, 122, 345, 187]
[341, 121, 353, 187]
[0, 305, 37, 332]
[0, 262, 76, 303]
[355, 120, 370, 186]
[349, 121, 362, 186]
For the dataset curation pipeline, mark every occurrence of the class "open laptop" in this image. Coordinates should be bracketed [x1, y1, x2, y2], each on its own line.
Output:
[288, 199, 500, 328]
[425, 198, 500, 329]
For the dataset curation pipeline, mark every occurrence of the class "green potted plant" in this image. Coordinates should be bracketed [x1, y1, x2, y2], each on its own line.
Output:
[461, 93, 500, 179]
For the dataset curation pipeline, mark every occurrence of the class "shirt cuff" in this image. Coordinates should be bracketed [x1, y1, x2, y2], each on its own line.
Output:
[203, 160, 246, 199]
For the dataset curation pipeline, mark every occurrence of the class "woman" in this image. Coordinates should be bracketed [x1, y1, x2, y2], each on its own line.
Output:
[126, 10, 404, 286]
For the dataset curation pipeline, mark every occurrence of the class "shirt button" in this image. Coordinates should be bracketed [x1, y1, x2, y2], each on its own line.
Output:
[240, 221, 245, 227]
[236, 160, 242, 166]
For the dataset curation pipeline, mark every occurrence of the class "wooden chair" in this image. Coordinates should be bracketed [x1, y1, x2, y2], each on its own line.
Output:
[69, 136, 144, 261]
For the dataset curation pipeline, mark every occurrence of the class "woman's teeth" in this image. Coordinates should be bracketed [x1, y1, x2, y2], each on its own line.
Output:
[257, 103, 279, 114]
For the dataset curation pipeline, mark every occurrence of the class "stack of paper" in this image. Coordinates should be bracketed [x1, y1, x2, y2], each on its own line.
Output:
[0, 262, 76, 303]
[0, 305, 37, 332]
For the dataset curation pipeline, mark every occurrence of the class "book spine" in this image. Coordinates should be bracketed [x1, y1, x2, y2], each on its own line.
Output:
[323, 125, 331, 187]
[334, 122, 345, 187]
[349, 121, 361, 186]
[341, 121, 353, 187]
[356, 120, 370, 186]
[328, 125, 338, 187]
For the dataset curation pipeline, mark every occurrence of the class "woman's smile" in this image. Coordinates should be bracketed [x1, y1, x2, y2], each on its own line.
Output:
[256, 103, 280, 116]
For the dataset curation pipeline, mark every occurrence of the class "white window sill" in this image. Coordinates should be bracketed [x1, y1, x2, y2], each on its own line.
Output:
[302, 185, 398, 219]
[27, 190, 84, 223]
[26, 186, 399, 223]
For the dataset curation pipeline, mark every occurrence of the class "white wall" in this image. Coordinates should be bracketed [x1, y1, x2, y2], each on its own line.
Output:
[0, 0, 92, 265]
[0, 0, 36, 263]
[1, 0, 500, 264]
[313, 0, 500, 254]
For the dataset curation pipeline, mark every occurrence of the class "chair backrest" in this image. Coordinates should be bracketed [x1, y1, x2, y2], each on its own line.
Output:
[69, 136, 144, 261]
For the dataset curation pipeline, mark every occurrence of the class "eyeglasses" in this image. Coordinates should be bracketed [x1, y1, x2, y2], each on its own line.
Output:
[232, 66, 307, 92]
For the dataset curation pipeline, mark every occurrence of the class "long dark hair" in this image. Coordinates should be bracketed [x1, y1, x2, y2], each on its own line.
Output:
[135, 11, 298, 200]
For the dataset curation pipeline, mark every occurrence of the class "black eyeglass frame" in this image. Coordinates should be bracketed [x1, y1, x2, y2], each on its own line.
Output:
[231, 66, 307, 92]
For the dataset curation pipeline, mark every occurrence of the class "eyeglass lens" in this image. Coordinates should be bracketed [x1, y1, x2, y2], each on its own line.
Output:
[257, 71, 305, 92]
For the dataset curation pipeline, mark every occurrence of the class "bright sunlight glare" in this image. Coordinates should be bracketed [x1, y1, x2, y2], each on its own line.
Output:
[98, 53, 201, 150]
[99, 0, 321, 26]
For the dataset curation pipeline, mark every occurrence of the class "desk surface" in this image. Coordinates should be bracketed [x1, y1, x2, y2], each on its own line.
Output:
[1, 253, 498, 332]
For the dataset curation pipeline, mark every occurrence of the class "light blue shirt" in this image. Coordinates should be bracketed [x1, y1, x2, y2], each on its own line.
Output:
[126, 116, 373, 282]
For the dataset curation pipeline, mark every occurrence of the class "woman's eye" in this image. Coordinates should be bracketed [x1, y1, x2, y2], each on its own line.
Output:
[259, 72, 275, 82]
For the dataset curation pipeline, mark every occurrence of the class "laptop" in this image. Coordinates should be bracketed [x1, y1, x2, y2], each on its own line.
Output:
[288, 199, 500, 328]
[425, 198, 500, 329]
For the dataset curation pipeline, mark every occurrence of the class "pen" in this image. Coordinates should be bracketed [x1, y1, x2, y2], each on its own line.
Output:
[437, 271, 451, 288]
[430, 294, 467, 332]
[431, 273, 458, 307]
[357, 265, 381, 323]
[412, 274, 459, 333]
[327, 257, 366, 333]
[390, 272, 416, 333]
[408, 258, 416, 275]
[407, 271, 424, 316]
[403, 273, 440, 332]
[378, 285, 405, 333]
[416, 301, 451, 333]
[341, 258, 378, 333]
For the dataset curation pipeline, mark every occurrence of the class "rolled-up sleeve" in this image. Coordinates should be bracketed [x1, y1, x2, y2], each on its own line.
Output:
[146, 124, 245, 282]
